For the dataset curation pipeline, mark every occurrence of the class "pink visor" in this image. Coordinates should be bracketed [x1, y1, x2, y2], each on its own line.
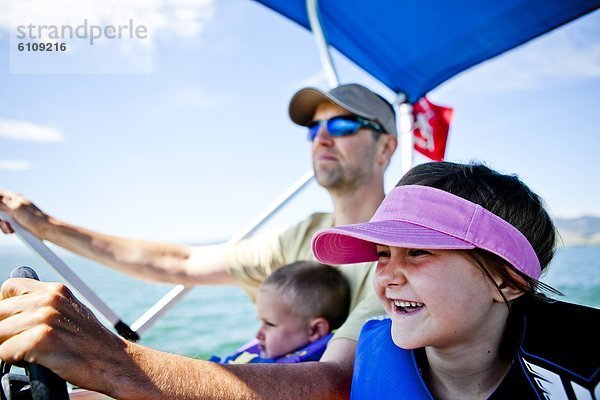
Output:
[312, 185, 541, 280]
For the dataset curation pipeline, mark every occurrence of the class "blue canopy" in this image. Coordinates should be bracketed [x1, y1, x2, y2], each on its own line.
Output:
[255, 0, 599, 103]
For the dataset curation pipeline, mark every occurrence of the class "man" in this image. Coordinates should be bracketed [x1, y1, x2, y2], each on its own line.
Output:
[0, 83, 398, 398]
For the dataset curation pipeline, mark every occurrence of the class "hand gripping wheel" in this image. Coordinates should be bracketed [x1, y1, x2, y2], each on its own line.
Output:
[1, 266, 69, 400]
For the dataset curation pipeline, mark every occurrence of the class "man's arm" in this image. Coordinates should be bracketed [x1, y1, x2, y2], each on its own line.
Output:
[117, 341, 353, 399]
[0, 279, 353, 399]
[0, 190, 233, 286]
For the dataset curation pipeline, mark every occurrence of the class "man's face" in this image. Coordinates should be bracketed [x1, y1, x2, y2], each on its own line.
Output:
[310, 102, 380, 192]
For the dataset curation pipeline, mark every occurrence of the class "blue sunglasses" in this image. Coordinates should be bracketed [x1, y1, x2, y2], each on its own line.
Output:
[307, 115, 384, 141]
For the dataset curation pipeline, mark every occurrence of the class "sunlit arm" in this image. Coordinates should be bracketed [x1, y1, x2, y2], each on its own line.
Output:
[0, 190, 232, 286]
[109, 339, 354, 400]
[0, 279, 352, 399]
[40, 218, 232, 286]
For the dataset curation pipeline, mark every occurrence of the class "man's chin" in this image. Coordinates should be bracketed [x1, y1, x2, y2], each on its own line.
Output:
[314, 169, 343, 189]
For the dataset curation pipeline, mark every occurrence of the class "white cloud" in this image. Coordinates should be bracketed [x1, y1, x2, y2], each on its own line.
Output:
[0, 0, 215, 43]
[0, 118, 65, 143]
[436, 13, 600, 95]
[0, 160, 30, 171]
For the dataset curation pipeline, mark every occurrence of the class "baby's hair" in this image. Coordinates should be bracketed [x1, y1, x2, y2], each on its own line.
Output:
[262, 261, 350, 330]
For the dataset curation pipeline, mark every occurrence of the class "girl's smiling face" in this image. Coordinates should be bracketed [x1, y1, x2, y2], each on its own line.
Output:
[374, 245, 509, 351]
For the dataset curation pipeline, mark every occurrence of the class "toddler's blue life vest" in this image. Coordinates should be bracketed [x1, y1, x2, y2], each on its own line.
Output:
[210, 332, 333, 364]
[351, 300, 599, 399]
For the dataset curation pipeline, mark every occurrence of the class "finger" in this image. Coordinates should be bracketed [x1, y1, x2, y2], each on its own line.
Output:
[0, 283, 54, 318]
[0, 324, 54, 365]
[0, 220, 15, 234]
[0, 191, 26, 210]
[0, 324, 87, 386]
[0, 306, 48, 345]
[0, 191, 11, 208]
[0, 278, 43, 300]
[0, 283, 54, 327]
[0, 284, 83, 344]
[0, 330, 30, 364]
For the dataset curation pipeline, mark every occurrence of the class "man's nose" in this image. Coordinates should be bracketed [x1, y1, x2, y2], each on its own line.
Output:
[313, 124, 334, 145]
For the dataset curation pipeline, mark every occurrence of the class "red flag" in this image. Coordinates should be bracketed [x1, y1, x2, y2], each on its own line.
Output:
[412, 96, 453, 161]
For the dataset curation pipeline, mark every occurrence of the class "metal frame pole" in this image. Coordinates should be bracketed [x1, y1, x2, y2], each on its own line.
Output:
[4, 0, 341, 339]
[397, 96, 414, 175]
[0, 211, 139, 341]
[130, 170, 314, 335]
[133, 0, 342, 336]
[306, 0, 338, 88]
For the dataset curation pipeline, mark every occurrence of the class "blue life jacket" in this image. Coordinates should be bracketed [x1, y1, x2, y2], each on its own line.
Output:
[351, 318, 432, 400]
[351, 300, 599, 399]
[211, 332, 333, 364]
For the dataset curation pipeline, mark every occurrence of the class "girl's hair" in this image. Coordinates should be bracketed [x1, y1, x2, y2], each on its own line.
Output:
[397, 161, 561, 359]
[397, 161, 559, 296]
[261, 261, 351, 330]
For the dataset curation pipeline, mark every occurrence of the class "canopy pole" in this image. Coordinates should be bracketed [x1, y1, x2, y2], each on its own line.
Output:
[7, 0, 339, 338]
[306, 0, 338, 87]
[130, 170, 315, 335]
[0, 211, 139, 342]
[1, 170, 314, 338]
[132, 0, 338, 335]
[396, 93, 414, 175]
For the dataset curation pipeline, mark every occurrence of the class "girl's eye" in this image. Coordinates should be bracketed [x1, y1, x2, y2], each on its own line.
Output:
[408, 249, 431, 257]
[377, 250, 391, 258]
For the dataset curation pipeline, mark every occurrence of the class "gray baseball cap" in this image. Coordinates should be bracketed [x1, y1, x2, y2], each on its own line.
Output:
[288, 83, 397, 136]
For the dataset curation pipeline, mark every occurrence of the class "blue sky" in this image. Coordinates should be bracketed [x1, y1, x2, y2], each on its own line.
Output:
[0, 1, 599, 249]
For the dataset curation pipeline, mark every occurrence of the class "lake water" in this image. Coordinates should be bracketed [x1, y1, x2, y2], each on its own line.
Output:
[1, 245, 598, 359]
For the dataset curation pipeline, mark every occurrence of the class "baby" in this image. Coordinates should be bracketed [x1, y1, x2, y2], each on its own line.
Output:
[213, 261, 350, 364]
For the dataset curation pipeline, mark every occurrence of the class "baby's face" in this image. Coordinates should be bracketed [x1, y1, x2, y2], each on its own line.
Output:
[255, 288, 312, 359]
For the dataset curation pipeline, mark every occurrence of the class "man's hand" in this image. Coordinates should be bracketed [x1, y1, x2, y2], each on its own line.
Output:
[0, 278, 354, 400]
[0, 190, 47, 236]
[0, 278, 130, 395]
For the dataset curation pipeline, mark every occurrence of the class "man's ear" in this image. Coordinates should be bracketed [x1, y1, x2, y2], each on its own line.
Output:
[377, 135, 398, 167]
[491, 269, 526, 303]
[308, 317, 330, 342]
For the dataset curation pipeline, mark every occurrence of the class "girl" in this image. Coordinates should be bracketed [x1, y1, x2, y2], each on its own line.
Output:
[312, 162, 599, 399]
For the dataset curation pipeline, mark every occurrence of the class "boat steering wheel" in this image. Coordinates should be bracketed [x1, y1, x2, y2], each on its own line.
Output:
[0, 266, 69, 400]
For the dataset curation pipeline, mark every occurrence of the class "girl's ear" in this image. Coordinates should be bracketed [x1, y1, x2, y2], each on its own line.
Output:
[491, 269, 526, 303]
[308, 317, 330, 342]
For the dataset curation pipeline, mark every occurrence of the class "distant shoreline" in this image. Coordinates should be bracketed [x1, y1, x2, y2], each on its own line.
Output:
[555, 216, 600, 247]
[1, 216, 599, 248]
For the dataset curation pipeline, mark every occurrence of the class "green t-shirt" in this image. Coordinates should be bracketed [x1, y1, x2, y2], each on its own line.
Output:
[225, 212, 384, 341]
